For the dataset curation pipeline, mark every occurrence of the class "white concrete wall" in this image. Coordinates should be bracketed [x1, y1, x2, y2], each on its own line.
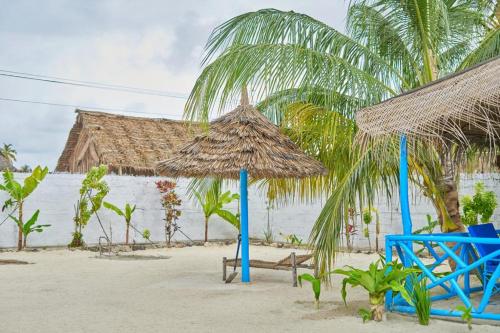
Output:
[1, 173, 500, 249]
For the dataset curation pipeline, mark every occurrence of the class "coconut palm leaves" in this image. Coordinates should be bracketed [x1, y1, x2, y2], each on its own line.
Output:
[185, 3, 499, 273]
[0, 143, 17, 164]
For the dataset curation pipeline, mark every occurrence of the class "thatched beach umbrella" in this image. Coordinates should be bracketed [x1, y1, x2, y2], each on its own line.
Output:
[157, 89, 327, 282]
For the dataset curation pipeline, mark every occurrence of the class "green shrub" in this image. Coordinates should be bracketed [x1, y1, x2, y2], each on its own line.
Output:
[461, 182, 497, 226]
[333, 257, 417, 322]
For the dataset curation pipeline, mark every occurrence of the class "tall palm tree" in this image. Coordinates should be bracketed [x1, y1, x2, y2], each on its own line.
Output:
[185, 1, 499, 272]
[0, 143, 17, 164]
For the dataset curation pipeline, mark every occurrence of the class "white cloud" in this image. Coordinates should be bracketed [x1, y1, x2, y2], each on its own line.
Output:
[0, 0, 347, 169]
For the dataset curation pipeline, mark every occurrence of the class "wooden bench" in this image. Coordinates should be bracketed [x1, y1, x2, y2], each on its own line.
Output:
[222, 252, 317, 286]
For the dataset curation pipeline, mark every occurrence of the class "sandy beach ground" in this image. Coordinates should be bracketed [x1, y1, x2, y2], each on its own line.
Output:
[0, 245, 498, 333]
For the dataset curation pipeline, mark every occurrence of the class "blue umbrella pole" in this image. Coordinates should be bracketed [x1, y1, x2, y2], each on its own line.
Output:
[240, 169, 250, 282]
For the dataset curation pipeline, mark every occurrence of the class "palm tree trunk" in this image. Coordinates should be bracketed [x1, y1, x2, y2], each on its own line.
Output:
[439, 147, 465, 271]
[17, 202, 23, 251]
[125, 222, 129, 245]
[204, 217, 209, 242]
[438, 148, 465, 233]
[23, 235, 27, 249]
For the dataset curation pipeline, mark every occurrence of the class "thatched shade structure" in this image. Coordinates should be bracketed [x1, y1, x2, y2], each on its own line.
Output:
[356, 56, 500, 146]
[156, 90, 327, 179]
[56, 110, 200, 176]
[157, 89, 326, 283]
[355, 56, 500, 239]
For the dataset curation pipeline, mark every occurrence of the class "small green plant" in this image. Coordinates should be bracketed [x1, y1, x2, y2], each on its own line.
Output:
[358, 308, 372, 323]
[263, 228, 274, 244]
[142, 229, 151, 241]
[333, 257, 417, 322]
[70, 165, 109, 247]
[298, 273, 321, 309]
[455, 305, 473, 330]
[103, 202, 136, 245]
[0, 166, 49, 250]
[281, 233, 303, 246]
[411, 274, 431, 325]
[362, 207, 380, 252]
[191, 179, 239, 242]
[414, 214, 439, 256]
[461, 182, 497, 226]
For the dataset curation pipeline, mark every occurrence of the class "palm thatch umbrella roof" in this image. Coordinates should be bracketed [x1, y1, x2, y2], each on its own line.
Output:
[356, 56, 500, 146]
[156, 90, 327, 179]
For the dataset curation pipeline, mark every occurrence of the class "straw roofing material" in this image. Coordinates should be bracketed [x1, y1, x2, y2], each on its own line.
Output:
[356, 56, 500, 146]
[56, 110, 200, 176]
[156, 91, 327, 179]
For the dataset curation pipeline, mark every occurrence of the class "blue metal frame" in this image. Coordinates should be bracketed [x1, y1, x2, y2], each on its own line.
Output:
[389, 135, 500, 320]
[240, 169, 250, 282]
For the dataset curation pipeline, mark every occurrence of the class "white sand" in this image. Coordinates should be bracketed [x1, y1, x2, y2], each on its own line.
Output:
[0, 245, 497, 333]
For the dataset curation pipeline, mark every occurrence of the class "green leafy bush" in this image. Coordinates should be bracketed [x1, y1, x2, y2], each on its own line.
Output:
[461, 182, 497, 226]
[333, 257, 417, 322]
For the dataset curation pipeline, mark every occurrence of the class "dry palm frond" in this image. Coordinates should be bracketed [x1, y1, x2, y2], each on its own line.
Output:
[157, 90, 327, 179]
[356, 57, 500, 147]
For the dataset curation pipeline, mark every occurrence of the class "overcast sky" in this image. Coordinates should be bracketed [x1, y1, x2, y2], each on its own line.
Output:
[0, 0, 347, 169]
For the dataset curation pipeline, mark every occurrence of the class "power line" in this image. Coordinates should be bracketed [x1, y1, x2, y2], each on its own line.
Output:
[0, 69, 189, 99]
[0, 97, 184, 119]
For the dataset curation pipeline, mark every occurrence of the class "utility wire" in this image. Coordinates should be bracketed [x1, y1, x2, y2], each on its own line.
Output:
[0, 69, 189, 99]
[0, 97, 184, 119]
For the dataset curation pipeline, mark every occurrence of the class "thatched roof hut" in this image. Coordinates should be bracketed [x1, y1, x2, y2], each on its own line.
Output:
[56, 110, 200, 176]
[356, 56, 500, 146]
[156, 90, 327, 179]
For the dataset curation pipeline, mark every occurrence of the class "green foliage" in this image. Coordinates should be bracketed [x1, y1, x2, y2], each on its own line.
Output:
[103, 202, 136, 223]
[461, 182, 497, 226]
[362, 209, 373, 225]
[191, 178, 240, 241]
[71, 165, 109, 247]
[298, 273, 321, 309]
[281, 233, 303, 246]
[414, 215, 439, 255]
[455, 305, 473, 330]
[358, 308, 372, 323]
[142, 229, 151, 240]
[184, 1, 498, 275]
[0, 166, 49, 249]
[263, 228, 274, 244]
[103, 202, 136, 244]
[333, 257, 417, 321]
[0, 143, 17, 163]
[411, 274, 431, 325]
